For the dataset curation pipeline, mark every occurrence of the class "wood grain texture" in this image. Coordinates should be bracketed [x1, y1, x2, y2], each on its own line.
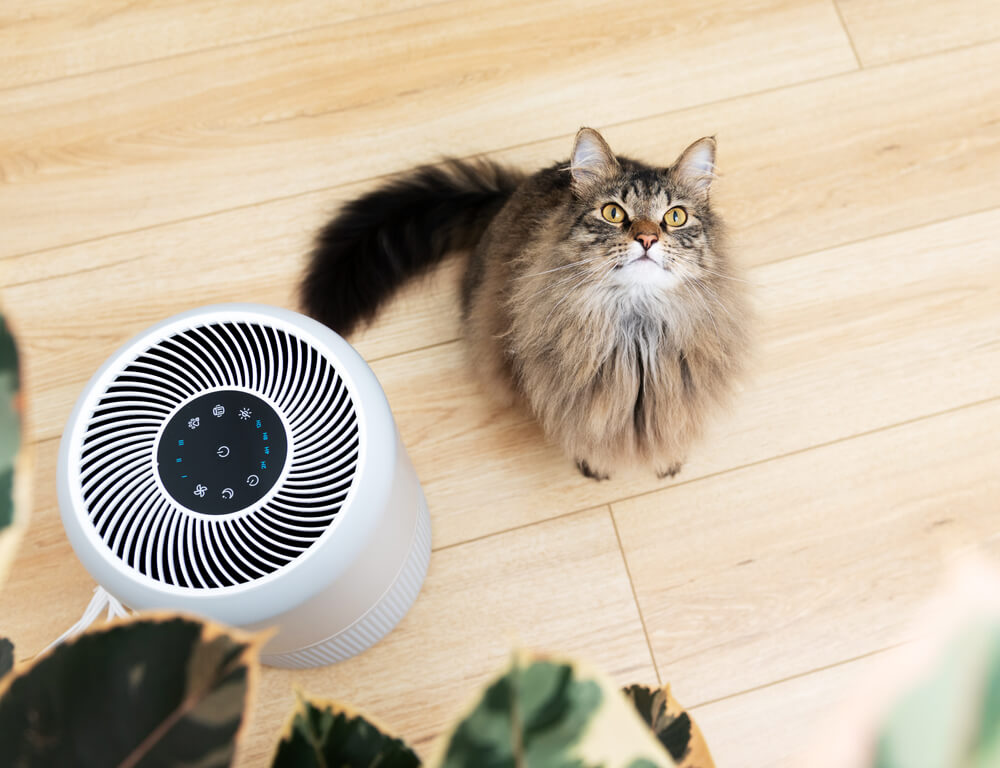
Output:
[5, 40, 1000, 453]
[691, 650, 891, 767]
[0, 0, 855, 258]
[8, 205, 1000, 551]
[0, 482, 657, 761]
[246, 508, 659, 761]
[0, 0, 436, 91]
[1, 3, 999, 766]
[613, 399, 1000, 706]
[836, 0, 1000, 65]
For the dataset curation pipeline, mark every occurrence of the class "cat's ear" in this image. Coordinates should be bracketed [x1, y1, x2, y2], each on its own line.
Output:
[570, 127, 620, 193]
[671, 137, 717, 199]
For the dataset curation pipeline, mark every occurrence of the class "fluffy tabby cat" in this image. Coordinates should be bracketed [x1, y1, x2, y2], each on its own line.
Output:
[302, 128, 749, 479]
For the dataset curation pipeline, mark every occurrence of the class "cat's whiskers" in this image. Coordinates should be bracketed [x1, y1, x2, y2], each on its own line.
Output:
[543, 261, 609, 292]
[690, 277, 738, 326]
[696, 266, 753, 285]
[517, 256, 602, 280]
[542, 265, 607, 324]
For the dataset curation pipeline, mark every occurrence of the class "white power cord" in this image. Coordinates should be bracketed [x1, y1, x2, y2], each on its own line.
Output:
[41, 585, 132, 655]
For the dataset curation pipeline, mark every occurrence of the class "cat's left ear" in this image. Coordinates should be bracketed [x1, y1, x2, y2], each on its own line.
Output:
[570, 127, 620, 194]
[671, 137, 717, 199]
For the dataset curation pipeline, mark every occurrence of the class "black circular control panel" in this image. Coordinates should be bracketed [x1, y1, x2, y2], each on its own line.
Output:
[156, 391, 288, 515]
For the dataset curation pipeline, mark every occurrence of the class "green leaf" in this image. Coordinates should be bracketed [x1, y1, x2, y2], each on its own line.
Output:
[0, 311, 26, 590]
[875, 619, 1000, 768]
[431, 653, 677, 768]
[0, 638, 12, 679]
[0, 616, 258, 768]
[271, 694, 420, 768]
[623, 685, 714, 768]
[0, 312, 22, 534]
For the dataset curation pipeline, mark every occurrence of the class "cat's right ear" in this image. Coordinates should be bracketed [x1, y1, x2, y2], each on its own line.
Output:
[570, 127, 620, 194]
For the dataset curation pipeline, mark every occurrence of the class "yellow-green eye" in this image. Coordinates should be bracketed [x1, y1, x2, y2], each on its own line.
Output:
[601, 203, 626, 224]
[664, 207, 688, 227]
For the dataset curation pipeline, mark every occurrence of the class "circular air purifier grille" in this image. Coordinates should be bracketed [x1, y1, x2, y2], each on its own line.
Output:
[60, 304, 430, 668]
[78, 321, 359, 588]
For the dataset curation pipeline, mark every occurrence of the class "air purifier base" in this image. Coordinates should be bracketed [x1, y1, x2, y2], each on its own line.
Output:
[261, 493, 431, 669]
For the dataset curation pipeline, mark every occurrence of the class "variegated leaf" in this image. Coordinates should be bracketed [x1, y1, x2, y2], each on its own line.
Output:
[431, 653, 677, 768]
[0, 312, 27, 591]
[272, 693, 420, 768]
[0, 638, 12, 680]
[0, 616, 259, 767]
[623, 685, 714, 768]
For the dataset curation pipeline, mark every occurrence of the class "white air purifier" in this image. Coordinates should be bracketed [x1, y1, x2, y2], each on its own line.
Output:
[58, 304, 430, 668]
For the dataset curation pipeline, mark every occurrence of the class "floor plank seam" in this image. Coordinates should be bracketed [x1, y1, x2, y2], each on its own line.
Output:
[4, 33, 999, 269]
[609, 506, 663, 687]
[8, 196, 999, 338]
[0, 58, 881, 266]
[687, 641, 906, 710]
[0, 0, 459, 97]
[23, 394, 1000, 558]
[430, 504, 607, 553]
[831, 0, 865, 69]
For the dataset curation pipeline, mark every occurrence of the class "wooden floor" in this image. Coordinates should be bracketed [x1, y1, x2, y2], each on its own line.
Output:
[2, 1, 999, 764]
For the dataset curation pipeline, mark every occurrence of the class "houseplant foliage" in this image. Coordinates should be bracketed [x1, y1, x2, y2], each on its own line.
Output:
[3, 593, 1000, 767]
[875, 619, 1000, 767]
[0, 312, 28, 593]
[0, 638, 11, 681]
[0, 617, 702, 768]
[0, 617, 258, 767]
[271, 693, 420, 768]
[623, 684, 714, 768]
[429, 653, 682, 768]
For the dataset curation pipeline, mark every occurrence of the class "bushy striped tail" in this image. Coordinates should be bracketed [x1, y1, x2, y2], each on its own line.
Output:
[300, 158, 524, 336]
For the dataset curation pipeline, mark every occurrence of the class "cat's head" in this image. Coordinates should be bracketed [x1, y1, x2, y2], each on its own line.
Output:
[566, 127, 723, 294]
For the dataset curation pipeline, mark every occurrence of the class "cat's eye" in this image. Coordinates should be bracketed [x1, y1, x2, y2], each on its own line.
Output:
[664, 207, 688, 227]
[601, 203, 626, 224]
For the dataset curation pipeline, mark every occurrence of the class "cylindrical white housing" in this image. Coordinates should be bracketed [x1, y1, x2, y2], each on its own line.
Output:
[58, 304, 430, 668]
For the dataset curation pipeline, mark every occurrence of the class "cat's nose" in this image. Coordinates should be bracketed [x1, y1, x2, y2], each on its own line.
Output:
[635, 233, 658, 250]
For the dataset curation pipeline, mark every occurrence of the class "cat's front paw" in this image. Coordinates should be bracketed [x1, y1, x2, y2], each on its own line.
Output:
[657, 462, 683, 480]
[576, 459, 610, 481]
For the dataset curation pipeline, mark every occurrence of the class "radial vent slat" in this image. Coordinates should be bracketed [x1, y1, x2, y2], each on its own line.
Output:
[77, 319, 361, 589]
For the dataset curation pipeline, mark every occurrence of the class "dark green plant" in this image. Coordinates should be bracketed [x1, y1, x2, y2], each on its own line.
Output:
[272, 694, 420, 768]
[0, 622, 704, 768]
[0, 312, 27, 591]
[0, 638, 12, 681]
[0, 617, 257, 767]
[431, 653, 684, 768]
[623, 684, 713, 768]
[875, 619, 1000, 768]
[8, 606, 1000, 767]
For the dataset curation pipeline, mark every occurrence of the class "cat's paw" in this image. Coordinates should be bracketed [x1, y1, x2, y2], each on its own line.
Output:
[576, 459, 610, 481]
[657, 462, 683, 480]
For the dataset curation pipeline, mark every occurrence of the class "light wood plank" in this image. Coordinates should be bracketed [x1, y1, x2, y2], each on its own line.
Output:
[0, 0, 855, 258]
[374, 207, 1000, 546]
[3, 36, 997, 386]
[691, 650, 890, 767]
[0, 0, 434, 91]
[0, 477, 658, 763]
[16, 206, 998, 548]
[836, 0, 1000, 66]
[612, 399, 1000, 706]
[2, 5, 999, 766]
